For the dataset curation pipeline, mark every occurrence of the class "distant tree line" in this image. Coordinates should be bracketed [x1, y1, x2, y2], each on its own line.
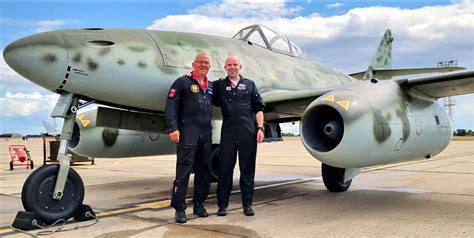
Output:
[453, 129, 474, 136]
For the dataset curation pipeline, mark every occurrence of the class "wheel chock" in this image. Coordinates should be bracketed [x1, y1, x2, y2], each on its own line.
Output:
[11, 211, 46, 230]
[73, 204, 96, 222]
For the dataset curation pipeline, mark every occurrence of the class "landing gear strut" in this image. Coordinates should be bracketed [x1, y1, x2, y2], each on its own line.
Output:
[14, 93, 88, 228]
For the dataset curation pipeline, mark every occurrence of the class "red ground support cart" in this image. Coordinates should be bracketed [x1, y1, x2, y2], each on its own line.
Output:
[8, 145, 34, 171]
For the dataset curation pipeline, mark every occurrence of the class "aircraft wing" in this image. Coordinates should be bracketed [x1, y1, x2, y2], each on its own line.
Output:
[395, 70, 474, 98]
[349, 66, 465, 80]
[261, 86, 342, 120]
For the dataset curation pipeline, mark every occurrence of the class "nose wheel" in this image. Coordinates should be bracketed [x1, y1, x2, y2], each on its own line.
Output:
[21, 164, 84, 224]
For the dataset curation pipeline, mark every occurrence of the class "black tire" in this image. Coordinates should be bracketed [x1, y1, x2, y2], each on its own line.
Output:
[321, 163, 351, 192]
[30, 160, 34, 170]
[209, 144, 220, 183]
[10, 161, 14, 171]
[21, 164, 84, 224]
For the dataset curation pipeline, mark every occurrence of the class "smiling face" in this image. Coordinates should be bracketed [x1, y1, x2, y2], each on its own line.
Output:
[192, 53, 211, 78]
[224, 55, 242, 79]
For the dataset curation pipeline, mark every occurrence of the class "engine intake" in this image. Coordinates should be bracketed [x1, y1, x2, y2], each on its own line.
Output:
[301, 105, 343, 152]
[300, 81, 452, 168]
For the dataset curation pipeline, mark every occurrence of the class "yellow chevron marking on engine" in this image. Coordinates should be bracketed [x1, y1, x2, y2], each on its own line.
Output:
[323, 95, 335, 101]
[76, 114, 84, 120]
[81, 119, 90, 127]
[336, 100, 350, 110]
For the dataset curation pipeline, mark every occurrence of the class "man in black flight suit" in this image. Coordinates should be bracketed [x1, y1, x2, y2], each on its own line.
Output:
[165, 53, 213, 223]
[213, 55, 265, 216]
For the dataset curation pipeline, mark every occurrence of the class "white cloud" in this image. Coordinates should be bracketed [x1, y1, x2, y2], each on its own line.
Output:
[0, 52, 17, 77]
[0, 92, 58, 117]
[35, 20, 67, 32]
[188, 0, 301, 18]
[148, 2, 474, 130]
[326, 3, 344, 9]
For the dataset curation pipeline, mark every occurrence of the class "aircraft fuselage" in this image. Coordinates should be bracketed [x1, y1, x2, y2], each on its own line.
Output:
[4, 29, 354, 116]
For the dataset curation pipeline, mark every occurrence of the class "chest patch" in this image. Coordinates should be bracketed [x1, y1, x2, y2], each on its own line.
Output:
[190, 84, 200, 93]
[237, 84, 246, 90]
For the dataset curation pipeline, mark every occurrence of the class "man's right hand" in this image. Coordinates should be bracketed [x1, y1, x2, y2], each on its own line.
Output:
[169, 130, 180, 143]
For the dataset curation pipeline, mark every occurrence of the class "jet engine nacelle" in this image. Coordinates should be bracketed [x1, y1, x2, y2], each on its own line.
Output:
[300, 80, 452, 168]
[68, 122, 176, 158]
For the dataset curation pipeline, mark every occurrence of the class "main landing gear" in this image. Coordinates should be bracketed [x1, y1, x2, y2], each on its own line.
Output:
[321, 163, 352, 192]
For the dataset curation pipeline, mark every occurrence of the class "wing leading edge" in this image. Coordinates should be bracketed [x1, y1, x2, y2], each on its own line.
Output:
[395, 70, 474, 98]
[261, 86, 342, 121]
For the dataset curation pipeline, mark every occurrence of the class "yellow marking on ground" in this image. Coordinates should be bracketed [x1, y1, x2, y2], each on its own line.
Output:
[113, 159, 127, 164]
[96, 207, 144, 217]
[96, 198, 191, 218]
[136, 200, 171, 209]
[76, 114, 84, 120]
[336, 100, 350, 110]
[323, 95, 334, 101]
[0, 228, 14, 234]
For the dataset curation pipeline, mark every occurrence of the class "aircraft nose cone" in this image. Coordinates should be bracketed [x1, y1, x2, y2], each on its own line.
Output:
[3, 31, 68, 91]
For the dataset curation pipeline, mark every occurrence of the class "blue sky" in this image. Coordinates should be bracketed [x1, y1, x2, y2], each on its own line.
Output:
[1, 0, 473, 135]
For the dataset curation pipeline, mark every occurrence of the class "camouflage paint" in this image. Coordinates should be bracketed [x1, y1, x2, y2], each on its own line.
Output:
[2, 25, 461, 165]
[102, 128, 119, 147]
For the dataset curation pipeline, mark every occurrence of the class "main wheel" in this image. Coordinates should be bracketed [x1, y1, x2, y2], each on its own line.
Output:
[209, 144, 220, 182]
[321, 163, 351, 192]
[21, 164, 84, 224]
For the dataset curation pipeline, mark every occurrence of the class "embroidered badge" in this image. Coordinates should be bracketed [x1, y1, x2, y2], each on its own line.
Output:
[226, 86, 231, 91]
[168, 88, 176, 97]
[190, 84, 200, 93]
[238, 84, 246, 90]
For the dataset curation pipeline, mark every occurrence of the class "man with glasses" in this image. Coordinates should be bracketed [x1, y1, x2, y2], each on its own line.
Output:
[165, 53, 213, 223]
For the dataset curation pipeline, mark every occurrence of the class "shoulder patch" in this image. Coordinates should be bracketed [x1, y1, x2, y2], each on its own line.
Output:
[168, 88, 176, 98]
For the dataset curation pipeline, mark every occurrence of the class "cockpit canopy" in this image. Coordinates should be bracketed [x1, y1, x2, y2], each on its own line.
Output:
[233, 24, 303, 58]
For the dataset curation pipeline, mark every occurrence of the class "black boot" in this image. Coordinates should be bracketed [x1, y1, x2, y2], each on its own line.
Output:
[175, 210, 187, 223]
[193, 203, 209, 217]
[243, 206, 254, 216]
[217, 207, 227, 216]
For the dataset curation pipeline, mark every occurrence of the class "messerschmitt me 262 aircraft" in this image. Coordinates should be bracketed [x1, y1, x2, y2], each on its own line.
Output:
[4, 24, 474, 224]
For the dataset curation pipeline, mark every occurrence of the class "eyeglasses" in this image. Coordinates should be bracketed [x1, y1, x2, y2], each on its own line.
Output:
[194, 60, 210, 65]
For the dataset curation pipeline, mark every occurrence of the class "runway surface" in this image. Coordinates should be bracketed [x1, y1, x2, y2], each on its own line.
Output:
[1, 138, 473, 237]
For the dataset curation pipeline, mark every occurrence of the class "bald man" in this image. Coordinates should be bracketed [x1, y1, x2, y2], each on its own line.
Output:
[212, 55, 265, 216]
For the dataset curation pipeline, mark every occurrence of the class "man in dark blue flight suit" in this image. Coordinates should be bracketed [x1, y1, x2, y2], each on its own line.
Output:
[213, 55, 265, 216]
[165, 53, 213, 223]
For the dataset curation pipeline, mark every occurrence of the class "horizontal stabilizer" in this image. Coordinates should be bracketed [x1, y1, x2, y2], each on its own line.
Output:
[350, 66, 465, 80]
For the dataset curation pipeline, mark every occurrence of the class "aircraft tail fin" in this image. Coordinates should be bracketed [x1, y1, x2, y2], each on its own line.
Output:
[354, 29, 466, 81]
[362, 29, 393, 81]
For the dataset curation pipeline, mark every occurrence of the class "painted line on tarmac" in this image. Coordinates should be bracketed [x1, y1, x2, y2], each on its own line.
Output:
[0, 177, 321, 235]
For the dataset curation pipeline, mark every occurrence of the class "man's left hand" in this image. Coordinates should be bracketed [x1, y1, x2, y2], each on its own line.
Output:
[257, 129, 264, 143]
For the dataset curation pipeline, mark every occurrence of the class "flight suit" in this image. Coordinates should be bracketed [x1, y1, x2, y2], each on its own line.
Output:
[165, 75, 213, 212]
[213, 75, 265, 208]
